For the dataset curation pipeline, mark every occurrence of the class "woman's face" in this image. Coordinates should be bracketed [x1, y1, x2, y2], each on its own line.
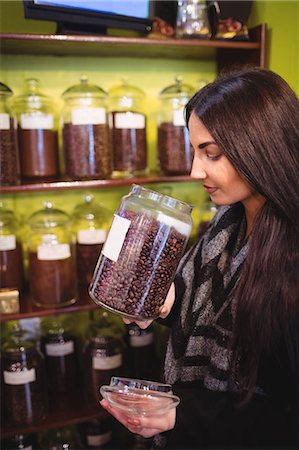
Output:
[188, 112, 259, 209]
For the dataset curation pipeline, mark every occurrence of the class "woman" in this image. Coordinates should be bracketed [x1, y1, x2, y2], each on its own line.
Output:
[101, 67, 299, 449]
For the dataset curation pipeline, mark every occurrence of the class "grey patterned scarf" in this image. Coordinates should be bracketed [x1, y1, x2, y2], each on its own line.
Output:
[164, 203, 248, 392]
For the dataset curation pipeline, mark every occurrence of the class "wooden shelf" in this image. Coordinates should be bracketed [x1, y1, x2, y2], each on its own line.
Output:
[0, 30, 262, 62]
[0, 174, 193, 194]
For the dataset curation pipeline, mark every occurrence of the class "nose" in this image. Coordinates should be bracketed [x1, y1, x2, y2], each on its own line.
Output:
[190, 156, 207, 180]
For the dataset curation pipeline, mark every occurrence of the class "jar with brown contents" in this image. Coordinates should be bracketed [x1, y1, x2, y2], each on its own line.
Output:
[61, 75, 112, 180]
[13, 78, 59, 181]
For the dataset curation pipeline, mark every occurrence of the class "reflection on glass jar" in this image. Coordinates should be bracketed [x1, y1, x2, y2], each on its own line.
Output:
[13, 78, 59, 181]
[157, 77, 195, 175]
[27, 201, 77, 308]
[61, 75, 112, 180]
[108, 80, 148, 178]
[89, 185, 193, 321]
[0, 82, 20, 186]
[2, 324, 47, 426]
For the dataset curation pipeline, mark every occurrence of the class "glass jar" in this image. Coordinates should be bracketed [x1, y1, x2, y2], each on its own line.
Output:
[40, 317, 80, 408]
[157, 77, 194, 175]
[1, 324, 47, 426]
[61, 75, 112, 180]
[108, 80, 147, 177]
[1, 433, 39, 449]
[83, 311, 125, 407]
[79, 418, 113, 449]
[0, 82, 20, 186]
[176, 0, 212, 39]
[89, 184, 193, 320]
[72, 195, 110, 288]
[27, 201, 77, 308]
[0, 204, 25, 314]
[13, 78, 59, 181]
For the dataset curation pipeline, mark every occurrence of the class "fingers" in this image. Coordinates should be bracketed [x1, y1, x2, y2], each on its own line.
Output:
[159, 283, 175, 319]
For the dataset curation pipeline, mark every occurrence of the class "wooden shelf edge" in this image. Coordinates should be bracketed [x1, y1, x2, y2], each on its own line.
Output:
[0, 175, 194, 194]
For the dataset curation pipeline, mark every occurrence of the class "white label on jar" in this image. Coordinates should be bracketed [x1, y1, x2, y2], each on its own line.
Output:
[102, 214, 131, 262]
[130, 332, 154, 347]
[37, 243, 71, 260]
[0, 113, 10, 130]
[20, 113, 54, 129]
[78, 229, 107, 245]
[114, 112, 145, 129]
[92, 353, 122, 370]
[3, 368, 36, 385]
[71, 107, 106, 125]
[157, 212, 192, 237]
[0, 234, 16, 251]
[45, 340, 74, 356]
[87, 431, 112, 446]
[173, 108, 185, 127]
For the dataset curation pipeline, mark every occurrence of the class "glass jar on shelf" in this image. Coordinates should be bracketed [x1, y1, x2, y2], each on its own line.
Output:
[157, 76, 195, 175]
[61, 75, 112, 180]
[176, 0, 212, 39]
[1, 323, 47, 427]
[13, 78, 59, 181]
[89, 184, 193, 321]
[27, 201, 77, 308]
[0, 203, 25, 314]
[0, 82, 20, 186]
[72, 195, 110, 289]
[108, 80, 148, 177]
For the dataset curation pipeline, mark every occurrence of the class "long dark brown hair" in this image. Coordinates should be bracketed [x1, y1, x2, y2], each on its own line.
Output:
[185, 67, 299, 399]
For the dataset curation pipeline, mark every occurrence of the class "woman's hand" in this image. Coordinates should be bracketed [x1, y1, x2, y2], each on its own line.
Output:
[123, 283, 176, 329]
[100, 399, 176, 438]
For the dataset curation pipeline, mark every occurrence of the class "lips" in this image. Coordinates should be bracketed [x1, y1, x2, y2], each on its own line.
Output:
[203, 185, 218, 194]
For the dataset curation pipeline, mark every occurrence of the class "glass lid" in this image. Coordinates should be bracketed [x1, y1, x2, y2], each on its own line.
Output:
[28, 201, 71, 229]
[72, 194, 109, 221]
[0, 203, 16, 228]
[2, 323, 35, 354]
[158, 76, 195, 99]
[62, 74, 107, 100]
[108, 79, 145, 100]
[13, 78, 52, 109]
[0, 82, 13, 97]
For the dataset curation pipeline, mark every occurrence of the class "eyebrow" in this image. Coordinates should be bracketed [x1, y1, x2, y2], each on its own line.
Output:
[197, 141, 217, 149]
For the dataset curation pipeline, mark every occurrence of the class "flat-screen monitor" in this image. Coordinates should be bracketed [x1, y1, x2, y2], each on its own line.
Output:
[23, 0, 155, 35]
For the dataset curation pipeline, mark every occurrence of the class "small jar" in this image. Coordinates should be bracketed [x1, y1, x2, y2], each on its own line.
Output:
[157, 77, 194, 175]
[108, 80, 147, 177]
[61, 75, 112, 180]
[79, 418, 113, 449]
[72, 195, 110, 288]
[1, 324, 47, 426]
[13, 78, 59, 181]
[40, 317, 80, 408]
[27, 201, 77, 308]
[176, 0, 212, 39]
[0, 82, 20, 186]
[0, 204, 25, 314]
[89, 184, 193, 320]
[83, 311, 125, 407]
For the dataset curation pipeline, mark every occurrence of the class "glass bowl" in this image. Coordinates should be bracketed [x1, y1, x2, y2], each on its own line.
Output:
[100, 377, 180, 417]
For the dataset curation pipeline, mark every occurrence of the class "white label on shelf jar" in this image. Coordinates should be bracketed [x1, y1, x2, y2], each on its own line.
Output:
[71, 107, 106, 125]
[45, 340, 74, 356]
[0, 234, 16, 251]
[157, 212, 192, 237]
[23, 447, 32, 450]
[20, 113, 54, 129]
[114, 112, 145, 129]
[92, 353, 122, 370]
[37, 243, 71, 260]
[0, 113, 10, 130]
[3, 368, 36, 385]
[173, 108, 185, 127]
[77, 229, 107, 245]
[87, 431, 112, 446]
[130, 332, 154, 347]
[102, 214, 131, 262]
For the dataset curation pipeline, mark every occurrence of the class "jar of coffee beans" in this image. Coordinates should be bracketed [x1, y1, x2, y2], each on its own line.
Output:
[0, 204, 25, 311]
[61, 75, 112, 180]
[0, 82, 20, 186]
[13, 78, 59, 181]
[89, 184, 193, 321]
[72, 194, 110, 288]
[27, 201, 77, 308]
[2, 324, 47, 426]
[108, 80, 148, 177]
[157, 77, 195, 175]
